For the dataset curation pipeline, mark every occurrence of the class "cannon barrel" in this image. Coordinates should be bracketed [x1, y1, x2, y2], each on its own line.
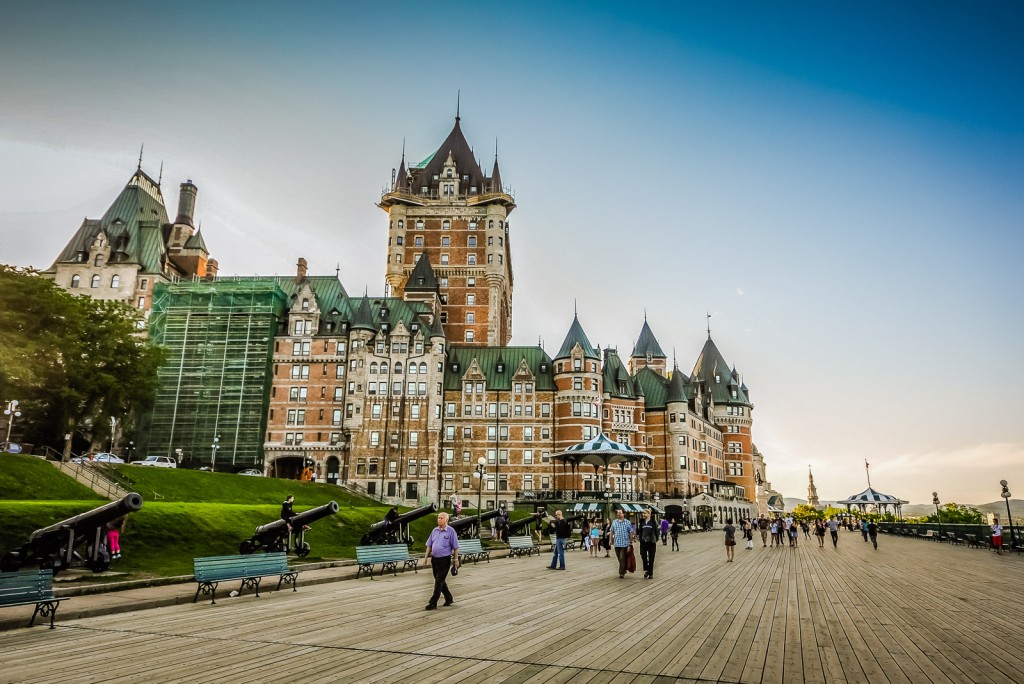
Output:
[506, 509, 547, 535]
[392, 502, 438, 526]
[242, 501, 339, 556]
[361, 502, 439, 546]
[29, 493, 143, 542]
[2, 493, 144, 573]
[449, 509, 503, 538]
[254, 500, 339, 537]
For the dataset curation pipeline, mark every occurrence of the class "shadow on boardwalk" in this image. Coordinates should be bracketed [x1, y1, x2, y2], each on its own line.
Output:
[2, 529, 1022, 683]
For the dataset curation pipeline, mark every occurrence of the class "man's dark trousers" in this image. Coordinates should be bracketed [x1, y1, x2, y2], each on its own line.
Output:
[428, 556, 453, 606]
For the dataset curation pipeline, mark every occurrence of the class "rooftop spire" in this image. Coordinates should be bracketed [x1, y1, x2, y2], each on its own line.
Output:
[137, 143, 144, 172]
[456, 90, 461, 122]
[157, 160, 163, 186]
[706, 310, 712, 338]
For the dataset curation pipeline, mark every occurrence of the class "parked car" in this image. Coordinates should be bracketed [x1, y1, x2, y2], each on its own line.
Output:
[133, 455, 177, 468]
[71, 452, 124, 464]
[237, 468, 264, 477]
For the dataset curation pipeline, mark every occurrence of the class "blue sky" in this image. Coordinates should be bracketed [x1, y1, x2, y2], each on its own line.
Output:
[2, 1, 1022, 505]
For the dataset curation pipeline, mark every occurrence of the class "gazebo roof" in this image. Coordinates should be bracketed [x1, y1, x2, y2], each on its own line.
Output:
[838, 487, 908, 506]
[554, 433, 653, 469]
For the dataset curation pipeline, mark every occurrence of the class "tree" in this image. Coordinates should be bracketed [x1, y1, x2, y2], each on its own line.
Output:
[927, 502, 983, 524]
[790, 504, 822, 522]
[0, 265, 166, 455]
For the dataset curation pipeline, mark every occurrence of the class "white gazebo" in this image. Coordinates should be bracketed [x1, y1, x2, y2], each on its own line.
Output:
[838, 487, 908, 520]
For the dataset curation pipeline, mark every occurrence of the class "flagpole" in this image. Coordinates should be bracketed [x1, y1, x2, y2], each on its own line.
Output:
[865, 459, 872, 488]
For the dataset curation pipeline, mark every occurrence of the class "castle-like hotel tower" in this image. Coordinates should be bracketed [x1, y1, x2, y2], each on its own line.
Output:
[379, 114, 515, 347]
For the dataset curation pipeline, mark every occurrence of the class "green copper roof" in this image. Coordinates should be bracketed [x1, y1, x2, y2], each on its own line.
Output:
[51, 169, 171, 274]
[634, 367, 669, 409]
[631, 320, 666, 359]
[666, 366, 690, 404]
[405, 253, 439, 291]
[555, 315, 599, 360]
[444, 346, 555, 391]
[691, 337, 750, 406]
[602, 349, 636, 399]
[183, 228, 208, 252]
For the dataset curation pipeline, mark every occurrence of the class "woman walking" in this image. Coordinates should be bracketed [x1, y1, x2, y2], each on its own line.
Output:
[638, 509, 659, 579]
[670, 518, 682, 551]
[815, 520, 826, 547]
[724, 518, 736, 562]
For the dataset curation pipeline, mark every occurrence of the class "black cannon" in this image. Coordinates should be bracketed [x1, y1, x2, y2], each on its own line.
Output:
[1, 493, 144, 574]
[450, 509, 503, 539]
[360, 503, 438, 546]
[240, 500, 339, 557]
[506, 509, 548, 536]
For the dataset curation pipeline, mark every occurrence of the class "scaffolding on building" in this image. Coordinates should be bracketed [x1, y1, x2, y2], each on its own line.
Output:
[140, 279, 288, 469]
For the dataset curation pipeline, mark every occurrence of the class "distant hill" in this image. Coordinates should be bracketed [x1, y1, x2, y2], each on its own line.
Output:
[783, 496, 1024, 517]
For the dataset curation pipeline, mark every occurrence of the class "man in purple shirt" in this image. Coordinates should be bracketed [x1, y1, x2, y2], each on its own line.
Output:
[423, 511, 460, 610]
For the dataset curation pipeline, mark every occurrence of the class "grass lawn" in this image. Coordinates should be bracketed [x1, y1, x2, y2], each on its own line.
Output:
[1, 457, 537, 579]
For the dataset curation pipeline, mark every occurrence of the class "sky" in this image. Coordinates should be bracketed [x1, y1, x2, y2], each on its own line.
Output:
[2, 1, 1022, 506]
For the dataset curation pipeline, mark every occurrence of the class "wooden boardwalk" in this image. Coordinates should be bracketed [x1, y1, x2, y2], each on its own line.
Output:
[2, 529, 1022, 683]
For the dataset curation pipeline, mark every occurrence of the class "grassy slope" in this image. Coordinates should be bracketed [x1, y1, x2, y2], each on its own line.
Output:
[0, 458, 532, 579]
[0, 454, 104, 501]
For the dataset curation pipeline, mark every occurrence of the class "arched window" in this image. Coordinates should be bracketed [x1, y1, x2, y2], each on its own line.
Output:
[70, 275, 80, 288]
[446, 168, 453, 178]
[488, 220, 494, 229]
[90, 275, 100, 288]
[394, 362, 403, 375]
[301, 298, 309, 311]
[110, 275, 120, 288]
[94, 254, 104, 267]
[419, 362, 427, 374]
[380, 362, 389, 375]
[408, 363, 417, 375]
[398, 219, 404, 229]
[369, 363, 378, 375]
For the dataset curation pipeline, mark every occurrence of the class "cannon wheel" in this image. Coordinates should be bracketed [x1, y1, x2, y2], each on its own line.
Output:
[1, 551, 21, 573]
[296, 542, 311, 558]
[40, 557, 61, 577]
[239, 540, 255, 555]
[89, 558, 109, 573]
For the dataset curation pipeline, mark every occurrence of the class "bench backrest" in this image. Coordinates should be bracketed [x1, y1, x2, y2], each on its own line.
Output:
[355, 544, 411, 563]
[509, 535, 534, 548]
[0, 569, 55, 605]
[459, 539, 484, 554]
[194, 552, 289, 582]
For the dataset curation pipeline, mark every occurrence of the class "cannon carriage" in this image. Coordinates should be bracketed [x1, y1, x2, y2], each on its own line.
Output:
[239, 500, 339, 557]
[449, 509, 503, 539]
[1, 493, 144, 574]
[506, 509, 548, 537]
[359, 503, 438, 546]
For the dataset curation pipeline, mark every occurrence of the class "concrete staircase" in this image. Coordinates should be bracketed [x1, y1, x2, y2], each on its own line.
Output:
[49, 459, 131, 500]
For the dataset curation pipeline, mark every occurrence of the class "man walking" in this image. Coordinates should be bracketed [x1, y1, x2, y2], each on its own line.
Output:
[610, 508, 635, 578]
[867, 520, 878, 550]
[827, 516, 840, 548]
[422, 512, 460, 610]
[759, 516, 769, 547]
[547, 510, 572, 570]
[660, 516, 669, 546]
[638, 508, 659, 579]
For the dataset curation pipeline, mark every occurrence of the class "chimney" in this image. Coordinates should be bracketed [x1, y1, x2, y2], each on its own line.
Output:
[205, 258, 219, 281]
[296, 257, 308, 283]
[176, 180, 198, 226]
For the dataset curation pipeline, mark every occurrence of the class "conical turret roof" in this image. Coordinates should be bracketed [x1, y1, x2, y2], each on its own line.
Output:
[555, 314, 599, 360]
[418, 117, 485, 192]
[631, 319, 666, 359]
[490, 157, 502, 193]
[405, 252, 438, 292]
[666, 365, 688, 404]
[350, 297, 376, 332]
[691, 337, 750, 405]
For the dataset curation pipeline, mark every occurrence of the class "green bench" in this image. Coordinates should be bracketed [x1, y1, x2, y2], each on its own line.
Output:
[0, 569, 68, 629]
[508, 535, 540, 558]
[355, 544, 419, 579]
[193, 552, 298, 604]
[458, 538, 490, 564]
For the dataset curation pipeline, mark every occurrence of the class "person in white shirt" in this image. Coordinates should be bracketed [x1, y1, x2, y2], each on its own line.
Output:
[992, 517, 1004, 555]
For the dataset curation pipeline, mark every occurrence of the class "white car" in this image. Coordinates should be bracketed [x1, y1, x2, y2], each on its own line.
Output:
[237, 469, 264, 477]
[134, 455, 177, 468]
[71, 453, 125, 464]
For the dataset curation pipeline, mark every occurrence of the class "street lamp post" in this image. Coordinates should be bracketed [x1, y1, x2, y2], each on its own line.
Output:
[210, 436, 220, 471]
[473, 456, 486, 539]
[175, 448, 183, 465]
[932, 492, 941, 540]
[4, 400, 22, 446]
[127, 441, 135, 463]
[1000, 480, 1016, 549]
[109, 416, 117, 454]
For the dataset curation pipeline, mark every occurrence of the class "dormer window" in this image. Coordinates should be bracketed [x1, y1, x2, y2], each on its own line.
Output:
[301, 298, 309, 311]
[446, 169, 453, 178]
[715, 374, 721, 383]
[496, 362, 504, 373]
[94, 255, 104, 267]
[646, 353, 652, 363]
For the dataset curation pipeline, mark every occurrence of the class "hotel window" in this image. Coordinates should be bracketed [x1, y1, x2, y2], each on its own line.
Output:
[541, 404, 550, 417]
[467, 254, 477, 265]
[442, 236, 449, 247]
[523, 427, 533, 441]
[541, 428, 550, 439]
[729, 462, 743, 476]
[110, 275, 120, 288]
[465, 330, 474, 342]
[441, 253, 449, 265]
[70, 275, 80, 288]
[370, 432, 380, 447]
[411, 404, 421, 419]
[573, 402, 581, 416]
[332, 409, 342, 426]
[523, 474, 533, 490]
[541, 476, 550, 490]
[469, 220, 477, 230]
[446, 426, 455, 440]
[371, 404, 382, 419]
[416, 220, 424, 229]
[442, 220, 450, 230]
[462, 475, 471, 489]
[91, 275, 100, 288]
[463, 427, 472, 438]
[334, 387, 343, 401]
[467, 277, 475, 287]
[415, 236, 423, 247]
[140, 278, 148, 290]
[467, 294, 476, 305]
[409, 432, 419, 447]
[468, 236, 477, 247]
[467, 312, 475, 324]
[463, 451, 471, 463]
[446, 403, 456, 417]
[444, 449, 454, 464]
[573, 378, 583, 390]
[138, 297, 145, 309]
[523, 449, 533, 464]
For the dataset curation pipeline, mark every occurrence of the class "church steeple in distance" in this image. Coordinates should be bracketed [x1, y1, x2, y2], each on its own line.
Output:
[807, 465, 821, 509]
